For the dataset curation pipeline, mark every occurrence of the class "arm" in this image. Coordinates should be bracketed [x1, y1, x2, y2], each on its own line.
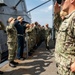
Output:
[6, 24, 14, 32]
[70, 17, 75, 72]
[54, 2, 62, 31]
[26, 28, 33, 33]
[54, 13, 62, 31]
[0, 21, 5, 30]
[50, 28, 52, 35]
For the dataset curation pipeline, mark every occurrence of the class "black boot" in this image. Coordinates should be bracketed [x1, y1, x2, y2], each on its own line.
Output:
[9, 61, 16, 67]
[47, 46, 49, 50]
[46, 46, 49, 50]
[28, 52, 32, 56]
[12, 61, 19, 65]
[0, 71, 3, 74]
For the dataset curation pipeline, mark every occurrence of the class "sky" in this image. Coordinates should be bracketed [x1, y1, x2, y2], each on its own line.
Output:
[25, 0, 53, 28]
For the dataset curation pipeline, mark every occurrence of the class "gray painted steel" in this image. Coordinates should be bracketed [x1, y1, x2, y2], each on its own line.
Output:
[0, 0, 31, 62]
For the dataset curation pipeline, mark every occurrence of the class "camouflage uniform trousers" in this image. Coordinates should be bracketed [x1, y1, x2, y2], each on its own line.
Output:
[7, 42, 18, 62]
[56, 55, 75, 75]
[28, 37, 32, 52]
[28, 34, 34, 51]
[45, 35, 50, 48]
[36, 34, 40, 45]
[32, 35, 36, 47]
[26, 35, 34, 52]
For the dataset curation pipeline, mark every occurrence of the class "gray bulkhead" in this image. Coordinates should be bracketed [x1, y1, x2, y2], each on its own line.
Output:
[0, 0, 31, 62]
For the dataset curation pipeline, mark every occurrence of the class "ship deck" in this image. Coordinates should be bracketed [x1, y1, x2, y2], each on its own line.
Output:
[0, 40, 57, 75]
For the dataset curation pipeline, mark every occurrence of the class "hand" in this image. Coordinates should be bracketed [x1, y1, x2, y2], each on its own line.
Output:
[70, 62, 75, 72]
[54, 2, 60, 14]
[10, 19, 15, 25]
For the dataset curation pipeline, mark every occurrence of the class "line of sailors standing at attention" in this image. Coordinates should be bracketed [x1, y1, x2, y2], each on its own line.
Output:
[0, 16, 52, 74]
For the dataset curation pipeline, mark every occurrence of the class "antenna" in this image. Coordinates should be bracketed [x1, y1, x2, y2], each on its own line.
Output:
[12, 0, 22, 10]
[27, 0, 51, 13]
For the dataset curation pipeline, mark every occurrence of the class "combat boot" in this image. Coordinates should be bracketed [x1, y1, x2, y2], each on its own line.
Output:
[12, 61, 19, 65]
[9, 61, 16, 67]
[46, 46, 49, 50]
[0, 71, 3, 74]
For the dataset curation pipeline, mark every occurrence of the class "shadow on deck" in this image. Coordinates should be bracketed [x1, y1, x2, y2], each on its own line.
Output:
[1, 39, 56, 75]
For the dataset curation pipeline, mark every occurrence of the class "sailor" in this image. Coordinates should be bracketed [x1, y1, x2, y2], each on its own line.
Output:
[55, 0, 75, 74]
[25, 24, 33, 56]
[45, 24, 51, 50]
[6, 17, 18, 67]
[14, 16, 25, 60]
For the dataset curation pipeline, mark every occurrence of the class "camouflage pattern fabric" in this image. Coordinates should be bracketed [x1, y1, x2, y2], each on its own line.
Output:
[7, 42, 17, 61]
[45, 27, 51, 48]
[25, 27, 33, 52]
[6, 24, 17, 43]
[6, 24, 17, 62]
[55, 11, 75, 75]
[54, 13, 62, 39]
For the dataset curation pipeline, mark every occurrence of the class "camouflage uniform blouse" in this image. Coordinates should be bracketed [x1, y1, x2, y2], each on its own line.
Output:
[55, 10, 75, 62]
[6, 24, 17, 43]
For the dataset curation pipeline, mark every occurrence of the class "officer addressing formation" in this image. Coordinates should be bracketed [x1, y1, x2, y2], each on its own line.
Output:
[54, 0, 75, 75]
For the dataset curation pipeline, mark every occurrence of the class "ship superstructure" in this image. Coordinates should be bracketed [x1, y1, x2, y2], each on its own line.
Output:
[0, 0, 31, 62]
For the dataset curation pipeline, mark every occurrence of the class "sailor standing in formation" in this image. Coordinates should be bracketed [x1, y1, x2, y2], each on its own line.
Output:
[54, 0, 75, 74]
[6, 17, 18, 67]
